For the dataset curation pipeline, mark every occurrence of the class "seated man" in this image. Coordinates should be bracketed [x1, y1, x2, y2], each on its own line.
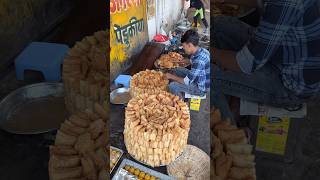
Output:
[212, 0, 320, 110]
[166, 29, 210, 99]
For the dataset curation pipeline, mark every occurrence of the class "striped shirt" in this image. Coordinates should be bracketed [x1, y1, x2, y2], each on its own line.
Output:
[184, 47, 210, 92]
[236, 0, 320, 97]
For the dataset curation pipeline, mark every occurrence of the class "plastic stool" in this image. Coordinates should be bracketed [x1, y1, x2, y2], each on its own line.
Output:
[15, 42, 69, 81]
[114, 75, 132, 88]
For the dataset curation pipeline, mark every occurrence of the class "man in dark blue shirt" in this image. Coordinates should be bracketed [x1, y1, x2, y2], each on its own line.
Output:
[212, 0, 320, 109]
[166, 30, 210, 99]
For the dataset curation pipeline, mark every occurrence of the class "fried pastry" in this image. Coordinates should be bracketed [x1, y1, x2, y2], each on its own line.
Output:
[130, 70, 168, 98]
[63, 31, 108, 113]
[124, 91, 190, 167]
[49, 106, 107, 180]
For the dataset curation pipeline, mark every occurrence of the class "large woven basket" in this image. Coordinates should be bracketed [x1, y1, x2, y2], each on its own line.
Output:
[167, 145, 210, 180]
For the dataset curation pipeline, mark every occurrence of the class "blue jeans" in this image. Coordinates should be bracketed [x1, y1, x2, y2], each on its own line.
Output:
[168, 67, 205, 98]
[211, 16, 304, 118]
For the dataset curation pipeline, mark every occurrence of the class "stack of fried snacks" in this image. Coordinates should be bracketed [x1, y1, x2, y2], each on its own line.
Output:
[158, 52, 184, 69]
[211, 107, 256, 180]
[49, 103, 108, 180]
[124, 91, 190, 167]
[63, 30, 108, 113]
[130, 70, 168, 98]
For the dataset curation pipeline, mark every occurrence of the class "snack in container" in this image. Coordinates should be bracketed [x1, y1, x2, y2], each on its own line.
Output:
[110, 146, 124, 173]
[113, 168, 138, 180]
[112, 159, 174, 180]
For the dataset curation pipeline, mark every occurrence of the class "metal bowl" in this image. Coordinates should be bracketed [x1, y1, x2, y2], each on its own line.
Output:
[110, 87, 131, 105]
[154, 58, 191, 70]
[0, 83, 66, 134]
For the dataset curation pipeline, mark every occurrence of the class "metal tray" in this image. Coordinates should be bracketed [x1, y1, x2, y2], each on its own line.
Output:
[154, 58, 190, 70]
[110, 146, 124, 173]
[0, 83, 66, 134]
[112, 159, 175, 180]
[110, 88, 131, 105]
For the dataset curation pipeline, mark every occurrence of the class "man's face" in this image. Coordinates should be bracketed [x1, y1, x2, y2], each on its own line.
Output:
[182, 42, 194, 55]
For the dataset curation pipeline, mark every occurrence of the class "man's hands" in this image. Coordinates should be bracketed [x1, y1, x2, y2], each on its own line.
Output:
[165, 73, 185, 84]
[165, 73, 174, 80]
[213, 48, 242, 72]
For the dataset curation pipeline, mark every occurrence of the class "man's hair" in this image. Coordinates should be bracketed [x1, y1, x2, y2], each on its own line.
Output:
[181, 29, 199, 46]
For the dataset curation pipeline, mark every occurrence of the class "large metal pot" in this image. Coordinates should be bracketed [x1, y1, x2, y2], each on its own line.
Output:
[0, 83, 67, 134]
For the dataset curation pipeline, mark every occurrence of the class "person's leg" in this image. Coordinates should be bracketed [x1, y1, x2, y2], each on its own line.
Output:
[212, 16, 254, 50]
[169, 81, 204, 99]
[211, 64, 303, 107]
[193, 9, 200, 27]
[171, 67, 189, 78]
[199, 8, 208, 29]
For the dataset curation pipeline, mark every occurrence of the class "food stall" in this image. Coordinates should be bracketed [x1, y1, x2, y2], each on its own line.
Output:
[110, 0, 210, 179]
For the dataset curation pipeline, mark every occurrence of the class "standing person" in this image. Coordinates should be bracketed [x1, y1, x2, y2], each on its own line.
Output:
[187, 0, 209, 33]
[212, 0, 320, 111]
[166, 29, 210, 99]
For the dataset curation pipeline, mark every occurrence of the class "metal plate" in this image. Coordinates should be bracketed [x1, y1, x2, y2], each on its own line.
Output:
[110, 88, 131, 105]
[0, 83, 66, 134]
[112, 159, 175, 180]
[154, 58, 191, 70]
[110, 146, 124, 174]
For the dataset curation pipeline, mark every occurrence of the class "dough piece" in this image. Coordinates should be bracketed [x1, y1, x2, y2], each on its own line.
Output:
[214, 120, 237, 131]
[94, 131, 108, 149]
[98, 169, 108, 180]
[211, 109, 222, 125]
[49, 146, 78, 156]
[94, 103, 107, 120]
[69, 115, 90, 128]
[213, 134, 223, 159]
[81, 157, 97, 180]
[228, 167, 256, 180]
[89, 119, 105, 139]
[50, 154, 80, 168]
[92, 148, 106, 169]
[55, 130, 77, 146]
[61, 120, 87, 136]
[215, 153, 232, 179]
[75, 133, 95, 155]
[226, 144, 253, 155]
[232, 155, 256, 168]
[217, 129, 246, 144]
[49, 166, 83, 180]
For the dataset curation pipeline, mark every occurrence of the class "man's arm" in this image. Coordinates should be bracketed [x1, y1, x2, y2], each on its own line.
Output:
[212, 48, 242, 72]
[214, 0, 258, 8]
[165, 73, 185, 84]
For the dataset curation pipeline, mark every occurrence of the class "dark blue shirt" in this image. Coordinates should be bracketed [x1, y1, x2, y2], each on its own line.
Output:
[237, 0, 320, 96]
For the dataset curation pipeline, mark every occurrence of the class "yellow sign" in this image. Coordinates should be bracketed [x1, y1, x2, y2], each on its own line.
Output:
[190, 98, 201, 111]
[256, 116, 290, 155]
[110, 0, 148, 79]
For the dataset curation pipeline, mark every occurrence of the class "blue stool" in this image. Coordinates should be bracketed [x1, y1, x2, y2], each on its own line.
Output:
[15, 42, 69, 81]
[114, 75, 132, 88]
